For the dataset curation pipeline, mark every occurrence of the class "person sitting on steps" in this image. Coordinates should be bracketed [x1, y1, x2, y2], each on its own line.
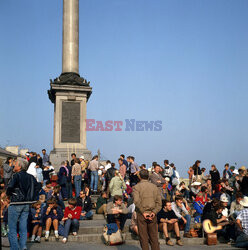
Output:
[96, 191, 108, 218]
[42, 197, 63, 241]
[171, 196, 192, 238]
[106, 195, 128, 231]
[76, 190, 93, 220]
[62, 198, 81, 244]
[157, 200, 183, 246]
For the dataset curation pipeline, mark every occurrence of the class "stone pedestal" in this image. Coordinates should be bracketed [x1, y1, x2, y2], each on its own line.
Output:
[48, 73, 92, 169]
[48, 0, 93, 170]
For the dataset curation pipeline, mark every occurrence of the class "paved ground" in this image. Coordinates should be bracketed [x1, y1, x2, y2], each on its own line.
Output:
[2, 242, 238, 250]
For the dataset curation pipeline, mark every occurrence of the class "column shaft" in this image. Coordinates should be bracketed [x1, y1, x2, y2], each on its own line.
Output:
[62, 0, 79, 74]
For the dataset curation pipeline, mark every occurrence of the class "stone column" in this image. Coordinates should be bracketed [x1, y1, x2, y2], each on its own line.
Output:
[62, 0, 79, 74]
[48, 0, 92, 170]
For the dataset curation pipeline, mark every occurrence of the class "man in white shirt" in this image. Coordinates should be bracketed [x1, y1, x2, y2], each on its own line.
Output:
[172, 196, 192, 238]
[105, 160, 111, 171]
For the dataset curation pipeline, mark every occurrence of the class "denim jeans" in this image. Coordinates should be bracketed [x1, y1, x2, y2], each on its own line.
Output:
[107, 213, 128, 230]
[43, 179, 48, 187]
[74, 175, 82, 198]
[57, 200, 65, 210]
[63, 219, 79, 238]
[8, 204, 29, 250]
[179, 214, 191, 233]
[235, 232, 248, 248]
[80, 210, 93, 220]
[90, 171, 98, 191]
[67, 181, 72, 198]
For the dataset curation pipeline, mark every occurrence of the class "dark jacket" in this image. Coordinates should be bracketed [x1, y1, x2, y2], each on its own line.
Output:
[106, 167, 116, 183]
[30, 207, 42, 223]
[71, 159, 75, 167]
[42, 169, 53, 181]
[76, 196, 92, 212]
[42, 205, 63, 222]
[96, 196, 108, 213]
[202, 209, 218, 226]
[238, 176, 248, 196]
[28, 156, 37, 166]
[6, 170, 41, 205]
[58, 165, 71, 184]
[123, 159, 128, 169]
[210, 170, 220, 186]
[37, 157, 43, 169]
[193, 165, 202, 176]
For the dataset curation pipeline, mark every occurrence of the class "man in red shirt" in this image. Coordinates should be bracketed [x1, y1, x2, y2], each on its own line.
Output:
[62, 198, 81, 243]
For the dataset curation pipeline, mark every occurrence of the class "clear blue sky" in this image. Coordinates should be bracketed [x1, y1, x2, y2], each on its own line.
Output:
[0, 0, 248, 177]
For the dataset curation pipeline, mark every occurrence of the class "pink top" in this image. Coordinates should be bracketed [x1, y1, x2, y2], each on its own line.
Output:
[119, 164, 126, 179]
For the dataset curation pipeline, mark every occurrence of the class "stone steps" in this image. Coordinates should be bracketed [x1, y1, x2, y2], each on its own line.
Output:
[91, 214, 105, 220]
[41, 232, 205, 245]
[40, 217, 207, 245]
[34, 214, 224, 246]
[78, 224, 130, 234]
[34, 195, 212, 246]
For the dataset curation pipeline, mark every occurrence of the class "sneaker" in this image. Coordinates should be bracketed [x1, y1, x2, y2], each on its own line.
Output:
[227, 238, 235, 244]
[45, 234, 49, 241]
[1, 226, 7, 237]
[54, 231, 59, 241]
[72, 232, 77, 236]
[35, 236, 41, 243]
[183, 232, 192, 238]
[177, 240, 183, 246]
[30, 235, 35, 243]
[62, 238, 67, 244]
[166, 240, 174, 246]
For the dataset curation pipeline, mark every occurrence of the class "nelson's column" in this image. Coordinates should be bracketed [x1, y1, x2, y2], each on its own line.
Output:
[48, 0, 92, 169]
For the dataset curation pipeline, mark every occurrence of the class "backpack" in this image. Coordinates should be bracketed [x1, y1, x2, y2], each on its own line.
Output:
[103, 224, 125, 246]
[193, 201, 204, 215]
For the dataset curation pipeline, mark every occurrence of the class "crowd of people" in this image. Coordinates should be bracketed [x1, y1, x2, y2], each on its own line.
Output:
[0, 151, 248, 249]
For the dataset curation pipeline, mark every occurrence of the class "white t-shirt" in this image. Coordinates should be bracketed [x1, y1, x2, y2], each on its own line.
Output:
[105, 163, 111, 171]
[27, 162, 37, 179]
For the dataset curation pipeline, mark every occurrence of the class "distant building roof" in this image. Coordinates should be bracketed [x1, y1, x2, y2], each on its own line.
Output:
[0, 147, 18, 158]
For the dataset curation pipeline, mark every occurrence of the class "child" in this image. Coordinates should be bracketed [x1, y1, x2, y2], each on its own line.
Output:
[42, 198, 63, 241]
[39, 180, 53, 200]
[50, 185, 65, 210]
[30, 201, 42, 243]
[62, 198, 81, 243]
